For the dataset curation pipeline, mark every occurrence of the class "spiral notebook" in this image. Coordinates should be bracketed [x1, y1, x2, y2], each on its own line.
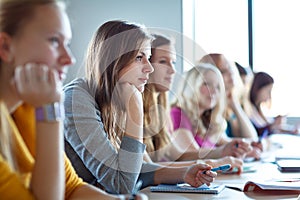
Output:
[150, 183, 225, 194]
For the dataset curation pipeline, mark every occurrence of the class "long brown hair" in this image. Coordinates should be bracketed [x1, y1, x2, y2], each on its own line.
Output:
[249, 71, 274, 115]
[85, 20, 152, 149]
[0, 0, 64, 171]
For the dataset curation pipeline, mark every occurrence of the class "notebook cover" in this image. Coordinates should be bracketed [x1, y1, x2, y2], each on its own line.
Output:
[150, 183, 225, 194]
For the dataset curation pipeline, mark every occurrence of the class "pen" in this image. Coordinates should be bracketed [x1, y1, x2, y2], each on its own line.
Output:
[129, 180, 143, 200]
[203, 164, 231, 174]
[258, 129, 269, 143]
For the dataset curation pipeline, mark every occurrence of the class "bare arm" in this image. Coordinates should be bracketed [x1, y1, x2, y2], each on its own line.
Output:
[14, 65, 65, 200]
[228, 97, 258, 140]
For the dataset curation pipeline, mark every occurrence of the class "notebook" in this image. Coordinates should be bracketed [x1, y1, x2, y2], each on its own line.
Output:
[276, 159, 300, 172]
[150, 183, 225, 194]
[226, 179, 300, 192]
[243, 179, 300, 192]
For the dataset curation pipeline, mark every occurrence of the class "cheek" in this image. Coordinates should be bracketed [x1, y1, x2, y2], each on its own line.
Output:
[14, 46, 56, 68]
[200, 86, 209, 95]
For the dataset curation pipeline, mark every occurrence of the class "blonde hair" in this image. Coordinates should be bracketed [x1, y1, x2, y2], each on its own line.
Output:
[0, 0, 64, 172]
[172, 63, 227, 140]
[143, 34, 174, 154]
[0, 102, 16, 170]
[85, 20, 152, 149]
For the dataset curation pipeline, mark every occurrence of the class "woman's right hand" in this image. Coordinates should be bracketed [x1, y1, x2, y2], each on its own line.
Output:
[13, 63, 61, 107]
[116, 82, 143, 141]
[115, 82, 143, 113]
[221, 139, 252, 159]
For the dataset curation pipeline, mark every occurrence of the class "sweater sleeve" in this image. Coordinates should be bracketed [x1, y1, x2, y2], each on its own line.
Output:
[63, 78, 154, 194]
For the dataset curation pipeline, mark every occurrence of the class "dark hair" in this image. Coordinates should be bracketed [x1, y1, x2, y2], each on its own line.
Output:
[249, 71, 274, 109]
[235, 62, 247, 76]
[149, 34, 174, 62]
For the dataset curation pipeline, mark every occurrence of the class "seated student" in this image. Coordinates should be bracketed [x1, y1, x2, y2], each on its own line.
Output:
[200, 54, 258, 140]
[246, 71, 298, 136]
[170, 63, 253, 160]
[63, 20, 217, 195]
[1, 0, 144, 199]
[143, 34, 243, 172]
[199, 53, 262, 159]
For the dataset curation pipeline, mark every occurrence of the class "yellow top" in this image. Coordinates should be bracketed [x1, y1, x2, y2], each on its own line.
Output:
[0, 103, 85, 199]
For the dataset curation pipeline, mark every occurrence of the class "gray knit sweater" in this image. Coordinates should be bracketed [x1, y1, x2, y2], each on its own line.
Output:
[63, 78, 159, 194]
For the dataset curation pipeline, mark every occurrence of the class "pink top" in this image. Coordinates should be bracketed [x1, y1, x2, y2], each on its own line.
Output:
[170, 107, 216, 148]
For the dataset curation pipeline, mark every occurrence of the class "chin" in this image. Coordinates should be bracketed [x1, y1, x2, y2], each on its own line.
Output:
[138, 86, 144, 93]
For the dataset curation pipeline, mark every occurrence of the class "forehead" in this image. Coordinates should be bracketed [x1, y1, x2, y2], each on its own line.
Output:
[153, 44, 176, 57]
[19, 4, 71, 39]
[139, 40, 151, 55]
[204, 70, 219, 81]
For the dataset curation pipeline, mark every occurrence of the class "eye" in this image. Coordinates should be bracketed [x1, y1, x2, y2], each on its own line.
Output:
[172, 61, 176, 65]
[136, 55, 143, 62]
[49, 37, 60, 47]
[159, 60, 167, 64]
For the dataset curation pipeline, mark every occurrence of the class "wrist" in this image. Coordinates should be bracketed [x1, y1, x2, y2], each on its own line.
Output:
[35, 102, 64, 122]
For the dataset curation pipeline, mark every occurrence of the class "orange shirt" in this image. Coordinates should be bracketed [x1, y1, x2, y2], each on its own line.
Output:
[0, 103, 84, 199]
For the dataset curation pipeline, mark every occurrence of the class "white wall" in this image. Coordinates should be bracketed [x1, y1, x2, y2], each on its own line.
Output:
[65, 0, 183, 84]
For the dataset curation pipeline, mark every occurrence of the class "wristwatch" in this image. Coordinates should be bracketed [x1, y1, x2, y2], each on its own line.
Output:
[35, 102, 64, 122]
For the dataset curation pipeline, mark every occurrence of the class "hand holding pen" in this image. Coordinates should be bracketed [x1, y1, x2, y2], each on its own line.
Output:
[222, 139, 252, 159]
[202, 164, 231, 174]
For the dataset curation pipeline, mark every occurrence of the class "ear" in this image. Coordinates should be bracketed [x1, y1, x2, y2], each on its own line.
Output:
[0, 32, 13, 62]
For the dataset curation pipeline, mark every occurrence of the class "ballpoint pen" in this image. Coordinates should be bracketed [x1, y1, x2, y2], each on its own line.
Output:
[203, 164, 231, 174]
[129, 180, 143, 200]
[258, 129, 269, 143]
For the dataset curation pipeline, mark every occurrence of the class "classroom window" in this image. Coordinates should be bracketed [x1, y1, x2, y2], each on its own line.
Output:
[183, 0, 300, 117]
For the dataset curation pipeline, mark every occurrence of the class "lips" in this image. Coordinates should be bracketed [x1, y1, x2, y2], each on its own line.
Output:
[58, 71, 66, 81]
[165, 77, 173, 84]
[139, 78, 148, 84]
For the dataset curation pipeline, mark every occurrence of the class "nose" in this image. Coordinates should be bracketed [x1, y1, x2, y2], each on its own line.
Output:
[169, 64, 176, 74]
[60, 46, 76, 67]
[143, 59, 154, 74]
[208, 85, 217, 95]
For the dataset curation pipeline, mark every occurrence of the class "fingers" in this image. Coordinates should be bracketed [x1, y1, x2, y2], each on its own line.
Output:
[231, 140, 252, 158]
[13, 63, 61, 106]
[195, 170, 217, 187]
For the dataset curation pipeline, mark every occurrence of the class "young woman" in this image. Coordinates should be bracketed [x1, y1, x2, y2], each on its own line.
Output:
[63, 20, 217, 195]
[1, 0, 146, 199]
[199, 53, 262, 159]
[143, 34, 244, 172]
[170, 63, 253, 160]
[247, 71, 298, 136]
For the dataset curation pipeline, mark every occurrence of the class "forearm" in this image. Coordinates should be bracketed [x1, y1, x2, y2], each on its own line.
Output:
[156, 160, 196, 167]
[231, 102, 258, 139]
[31, 121, 64, 200]
[153, 167, 185, 185]
[124, 98, 143, 143]
[178, 147, 221, 161]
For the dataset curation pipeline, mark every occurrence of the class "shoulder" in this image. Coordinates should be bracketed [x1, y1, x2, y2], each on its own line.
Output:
[63, 78, 99, 110]
[170, 106, 182, 115]
[63, 78, 90, 93]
